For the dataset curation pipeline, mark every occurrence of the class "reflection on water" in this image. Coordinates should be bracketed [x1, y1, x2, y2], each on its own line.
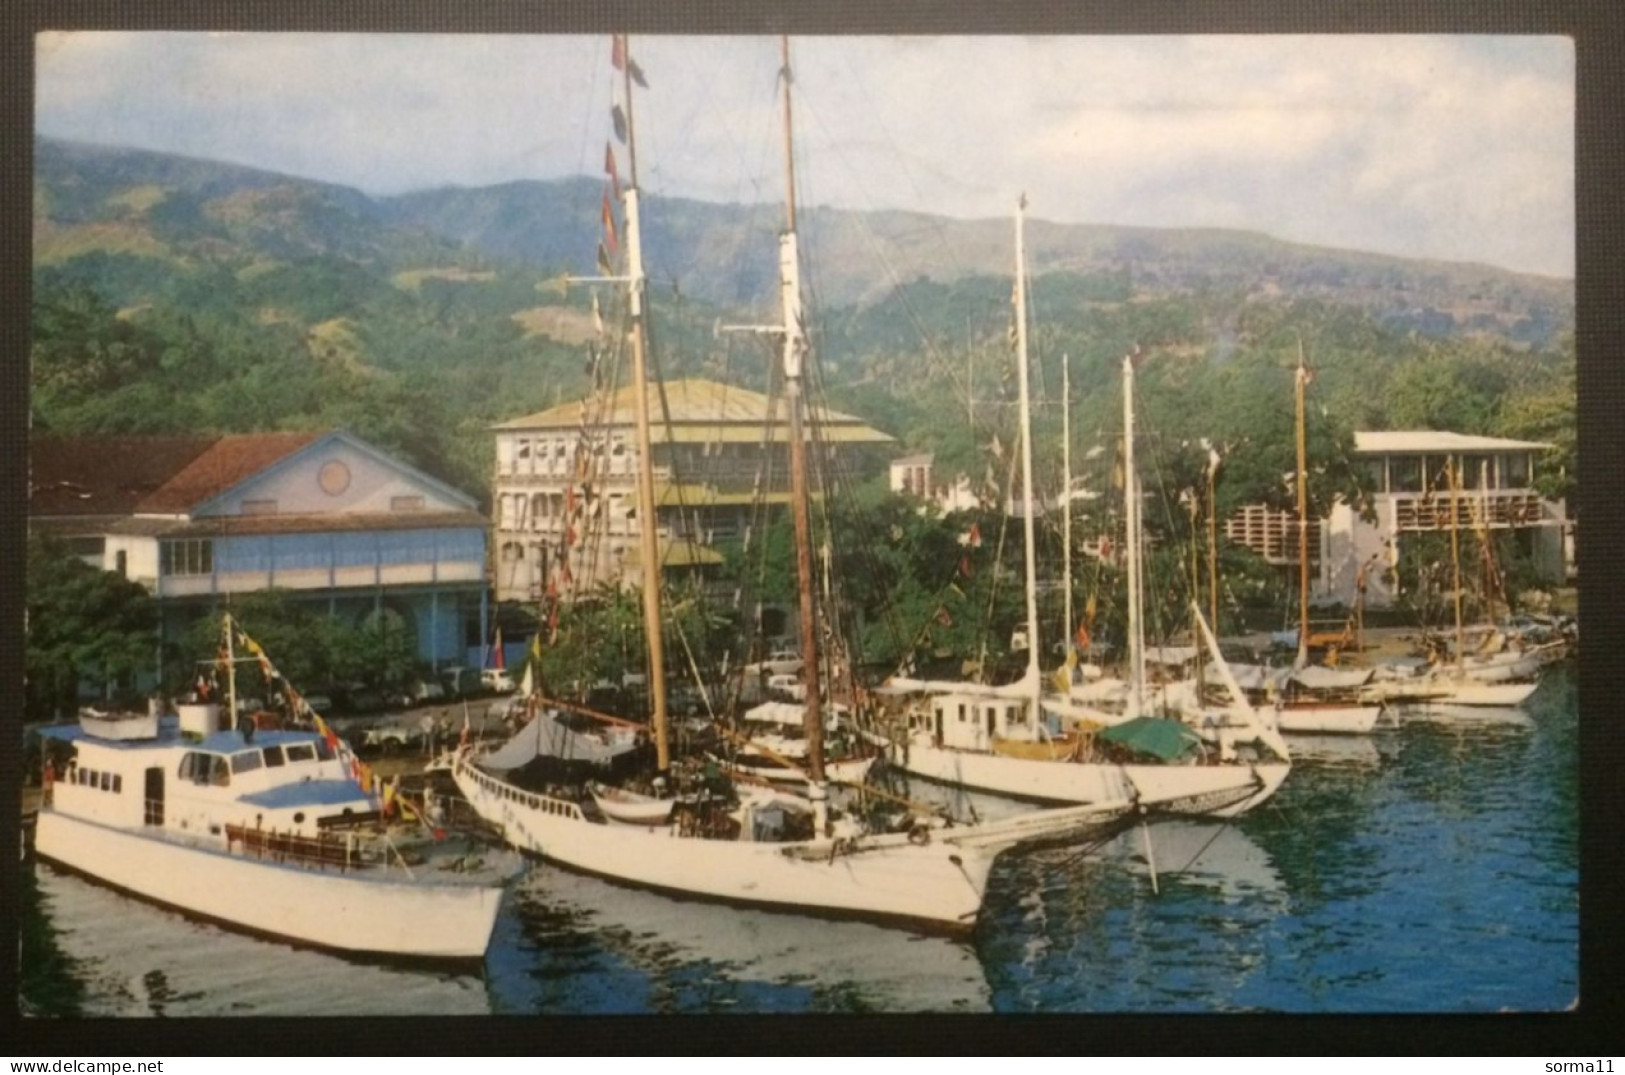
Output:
[21, 666, 1576, 1015]
[491, 868, 990, 1013]
[29, 866, 490, 1017]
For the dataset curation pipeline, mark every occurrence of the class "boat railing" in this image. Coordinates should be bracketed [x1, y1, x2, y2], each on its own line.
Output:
[225, 822, 373, 872]
[463, 760, 586, 822]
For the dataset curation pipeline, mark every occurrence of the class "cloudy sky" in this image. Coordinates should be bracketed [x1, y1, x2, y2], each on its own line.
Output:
[34, 32, 1574, 278]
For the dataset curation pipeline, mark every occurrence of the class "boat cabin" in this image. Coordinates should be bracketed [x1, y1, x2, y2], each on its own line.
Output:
[917, 691, 1056, 750]
[42, 706, 373, 842]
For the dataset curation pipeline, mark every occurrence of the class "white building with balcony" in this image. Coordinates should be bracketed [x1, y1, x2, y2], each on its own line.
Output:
[1324, 430, 1568, 608]
[491, 378, 894, 604]
[29, 430, 488, 669]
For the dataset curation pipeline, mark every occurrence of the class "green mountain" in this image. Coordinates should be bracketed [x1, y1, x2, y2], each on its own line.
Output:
[29, 135, 1577, 508]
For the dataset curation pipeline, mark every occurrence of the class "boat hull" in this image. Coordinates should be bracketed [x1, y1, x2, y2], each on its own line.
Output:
[1270, 702, 1384, 736]
[34, 810, 504, 961]
[889, 740, 1285, 819]
[454, 755, 993, 934]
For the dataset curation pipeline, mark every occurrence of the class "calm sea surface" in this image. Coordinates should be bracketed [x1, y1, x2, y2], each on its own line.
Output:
[20, 665, 1577, 1016]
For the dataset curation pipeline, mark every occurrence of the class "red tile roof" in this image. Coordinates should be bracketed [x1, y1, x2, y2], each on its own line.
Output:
[30, 433, 322, 517]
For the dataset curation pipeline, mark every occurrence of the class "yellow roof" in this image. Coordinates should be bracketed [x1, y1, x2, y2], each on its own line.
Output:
[623, 540, 728, 569]
[493, 378, 894, 445]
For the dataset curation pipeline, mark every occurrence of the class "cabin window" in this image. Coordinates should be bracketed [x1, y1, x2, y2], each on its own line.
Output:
[262, 745, 286, 768]
[99, 771, 111, 792]
[112, 774, 122, 793]
[232, 750, 264, 775]
[284, 743, 316, 764]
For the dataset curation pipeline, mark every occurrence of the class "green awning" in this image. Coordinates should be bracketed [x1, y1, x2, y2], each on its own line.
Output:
[1097, 717, 1202, 762]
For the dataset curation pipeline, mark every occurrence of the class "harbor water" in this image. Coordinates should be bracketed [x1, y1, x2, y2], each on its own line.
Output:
[19, 665, 1577, 1016]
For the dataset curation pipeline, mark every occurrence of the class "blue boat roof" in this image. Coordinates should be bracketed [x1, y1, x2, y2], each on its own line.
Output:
[39, 714, 327, 755]
[239, 779, 373, 810]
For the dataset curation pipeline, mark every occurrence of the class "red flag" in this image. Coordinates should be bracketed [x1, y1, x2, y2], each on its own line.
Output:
[605, 143, 621, 198]
[602, 190, 619, 253]
[611, 35, 626, 71]
[492, 627, 505, 671]
[1076, 623, 1091, 649]
[967, 522, 982, 548]
[959, 555, 972, 578]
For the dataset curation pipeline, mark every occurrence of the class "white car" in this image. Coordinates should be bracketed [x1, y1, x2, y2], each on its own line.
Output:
[481, 668, 516, 693]
[745, 650, 803, 677]
[765, 673, 806, 701]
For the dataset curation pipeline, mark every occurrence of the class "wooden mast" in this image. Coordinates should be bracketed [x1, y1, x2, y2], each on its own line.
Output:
[778, 36, 824, 788]
[1062, 353, 1073, 664]
[1122, 349, 1145, 717]
[1295, 339, 1311, 670]
[1447, 456, 1465, 677]
[1013, 196, 1043, 726]
[618, 33, 671, 772]
[1207, 447, 1219, 637]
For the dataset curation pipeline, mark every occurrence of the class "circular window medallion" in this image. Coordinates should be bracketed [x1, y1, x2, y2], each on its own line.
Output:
[318, 460, 351, 496]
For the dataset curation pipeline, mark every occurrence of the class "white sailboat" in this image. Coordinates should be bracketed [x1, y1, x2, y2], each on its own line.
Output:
[878, 205, 1290, 819]
[1269, 345, 1385, 735]
[453, 35, 1131, 934]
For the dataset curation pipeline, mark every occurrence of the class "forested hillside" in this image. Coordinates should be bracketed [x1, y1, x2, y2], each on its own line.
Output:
[31, 135, 1576, 513]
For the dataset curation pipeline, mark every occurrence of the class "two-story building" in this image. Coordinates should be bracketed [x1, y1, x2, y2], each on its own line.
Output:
[1222, 431, 1568, 609]
[1321, 430, 1568, 609]
[491, 378, 894, 604]
[29, 430, 489, 675]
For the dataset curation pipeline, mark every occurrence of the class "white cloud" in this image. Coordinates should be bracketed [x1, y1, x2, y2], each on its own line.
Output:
[33, 32, 1573, 277]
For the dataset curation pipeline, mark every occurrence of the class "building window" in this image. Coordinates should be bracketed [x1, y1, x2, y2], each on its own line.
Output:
[160, 539, 214, 576]
[114, 549, 128, 577]
[390, 495, 425, 512]
[1391, 456, 1423, 493]
[242, 499, 278, 515]
[1504, 452, 1531, 489]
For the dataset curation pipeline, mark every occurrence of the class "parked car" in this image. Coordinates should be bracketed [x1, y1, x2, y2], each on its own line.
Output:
[766, 673, 806, 701]
[481, 668, 516, 694]
[361, 721, 422, 753]
[346, 688, 390, 714]
[745, 650, 803, 677]
[440, 666, 482, 699]
[401, 679, 446, 706]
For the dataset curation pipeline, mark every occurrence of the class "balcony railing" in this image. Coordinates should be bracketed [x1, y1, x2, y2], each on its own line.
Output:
[1391, 492, 1547, 532]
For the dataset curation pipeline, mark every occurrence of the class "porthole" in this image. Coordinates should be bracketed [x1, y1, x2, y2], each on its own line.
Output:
[293, 812, 306, 824]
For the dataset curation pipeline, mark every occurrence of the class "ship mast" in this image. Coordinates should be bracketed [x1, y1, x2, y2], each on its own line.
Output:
[1062, 353, 1073, 663]
[618, 34, 670, 772]
[1295, 339, 1311, 671]
[777, 36, 825, 789]
[1123, 349, 1146, 718]
[1013, 197, 1042, 726]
